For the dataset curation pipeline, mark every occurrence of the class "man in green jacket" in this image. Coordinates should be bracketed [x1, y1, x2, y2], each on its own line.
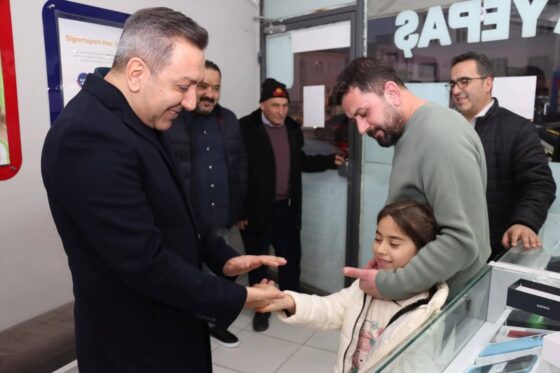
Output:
[331, 57, 491, 299]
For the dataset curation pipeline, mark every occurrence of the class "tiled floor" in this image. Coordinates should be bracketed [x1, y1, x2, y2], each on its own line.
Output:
[208, 231, 339, 372]
[54, 307, 339, 373]
[210, 308, 338, 373]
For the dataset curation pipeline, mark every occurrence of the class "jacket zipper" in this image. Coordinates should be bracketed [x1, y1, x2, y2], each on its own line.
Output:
[342, 293, 368, 373]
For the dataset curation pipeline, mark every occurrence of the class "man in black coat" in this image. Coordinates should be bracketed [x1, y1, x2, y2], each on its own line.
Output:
[166, 60, 247, 348]
[238, 78, 344, 331]
[41, 8, 284, 372]
[450, 51, 556, 260]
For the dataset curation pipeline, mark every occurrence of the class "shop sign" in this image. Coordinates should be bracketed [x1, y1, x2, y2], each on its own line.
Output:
[395, 0, 555, 57]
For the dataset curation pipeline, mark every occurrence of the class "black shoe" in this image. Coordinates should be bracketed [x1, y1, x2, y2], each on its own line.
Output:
[252, 312, 270, 332]
[209, 326, 240, 348]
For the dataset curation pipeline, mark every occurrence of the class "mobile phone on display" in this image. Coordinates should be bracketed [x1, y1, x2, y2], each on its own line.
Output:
[506, 310, 560, 332]
[478, 335, 543, 357]
[467, 354, 538, 373]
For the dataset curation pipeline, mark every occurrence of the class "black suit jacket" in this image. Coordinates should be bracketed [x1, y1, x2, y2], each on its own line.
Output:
[41, 73, 246, 372]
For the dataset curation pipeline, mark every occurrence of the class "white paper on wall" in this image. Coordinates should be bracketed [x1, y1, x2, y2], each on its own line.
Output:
[303, 85, 325, 128]
[493, 76, 537, 121]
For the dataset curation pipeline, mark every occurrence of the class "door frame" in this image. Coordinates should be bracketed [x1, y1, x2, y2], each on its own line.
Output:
[259, 2, 365, 289]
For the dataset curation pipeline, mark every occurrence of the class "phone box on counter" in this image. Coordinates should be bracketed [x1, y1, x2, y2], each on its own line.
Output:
[542, 332, 560, 368]
[506, 279, 560, 321]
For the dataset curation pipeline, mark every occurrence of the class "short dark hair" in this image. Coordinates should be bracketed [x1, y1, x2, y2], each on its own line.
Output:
[330, 57, 406, 105]
[377, 200, 439, 250]
[205, 60, 221, 76]
[451, 52, 494, 78]
[113, 7, 208, 74]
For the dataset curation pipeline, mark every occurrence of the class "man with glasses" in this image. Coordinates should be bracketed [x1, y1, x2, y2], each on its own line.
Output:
[450, 51, 556, 260]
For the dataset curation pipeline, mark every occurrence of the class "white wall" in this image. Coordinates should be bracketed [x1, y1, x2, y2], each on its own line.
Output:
[0, 0, 260, 331]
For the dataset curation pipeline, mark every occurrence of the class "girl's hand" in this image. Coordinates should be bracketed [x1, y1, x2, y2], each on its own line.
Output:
[252, 279, 296, 314]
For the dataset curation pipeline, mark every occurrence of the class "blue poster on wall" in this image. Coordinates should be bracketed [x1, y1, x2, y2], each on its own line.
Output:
[42, 0, 129, 124]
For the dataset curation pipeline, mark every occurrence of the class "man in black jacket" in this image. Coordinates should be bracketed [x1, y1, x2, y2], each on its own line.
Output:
[239, 78, 344, 331]
[42, 8, 285, 371]
[450, 51, 556, 260]
[166, 60, 246, 348]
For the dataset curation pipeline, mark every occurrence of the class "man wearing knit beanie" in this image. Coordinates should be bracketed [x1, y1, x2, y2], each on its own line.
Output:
[260, 78, 290, 103]
[238, 78, 344, 332]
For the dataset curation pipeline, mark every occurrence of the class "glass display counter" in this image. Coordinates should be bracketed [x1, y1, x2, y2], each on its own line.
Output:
[370, 242, 560, 372]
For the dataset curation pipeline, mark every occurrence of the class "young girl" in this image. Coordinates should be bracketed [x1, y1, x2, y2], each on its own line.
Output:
[255, 200, 449, 373]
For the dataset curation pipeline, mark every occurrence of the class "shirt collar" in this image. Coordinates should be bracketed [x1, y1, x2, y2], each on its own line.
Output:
[261, 111, 284, 128]
[470, 99, 494, 126]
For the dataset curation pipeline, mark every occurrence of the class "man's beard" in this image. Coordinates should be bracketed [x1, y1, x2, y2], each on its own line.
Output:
[196, 97, 216, 114]
[200, 97, 215, 104]
[368, 103, 404, 147]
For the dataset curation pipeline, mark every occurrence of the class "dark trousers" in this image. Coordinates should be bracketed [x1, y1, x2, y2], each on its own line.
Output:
[240, 199, 301, 291]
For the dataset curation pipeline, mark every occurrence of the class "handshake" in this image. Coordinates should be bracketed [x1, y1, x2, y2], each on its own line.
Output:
[223, 253, 294, 313]
[246, 279, 295, 315]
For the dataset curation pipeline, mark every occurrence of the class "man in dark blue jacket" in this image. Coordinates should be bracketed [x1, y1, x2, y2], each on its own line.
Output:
[166, 60, 246, 348]
[450, 51, 556, 260]
[239, 78, 344, 331]
[41, 8, 284, 372]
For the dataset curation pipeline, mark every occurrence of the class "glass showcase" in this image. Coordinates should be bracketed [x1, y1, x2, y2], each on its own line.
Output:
[371, 240, 560, 372]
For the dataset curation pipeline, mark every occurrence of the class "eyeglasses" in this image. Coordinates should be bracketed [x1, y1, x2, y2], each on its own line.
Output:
[445, 76, 487, 91]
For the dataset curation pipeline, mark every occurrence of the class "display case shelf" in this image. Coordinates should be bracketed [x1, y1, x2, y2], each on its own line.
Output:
[371, 242, 560, 372]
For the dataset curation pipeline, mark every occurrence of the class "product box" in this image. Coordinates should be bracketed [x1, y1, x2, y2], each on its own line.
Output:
[506, 279, 560, 322]
[542, 331, 560, 368]
[505, 309, 560, 332]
